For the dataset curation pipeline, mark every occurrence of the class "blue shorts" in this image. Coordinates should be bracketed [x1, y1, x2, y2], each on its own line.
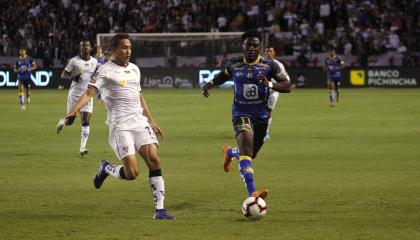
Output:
[232, 116, 268, 159]
[18, 78, 32, 88]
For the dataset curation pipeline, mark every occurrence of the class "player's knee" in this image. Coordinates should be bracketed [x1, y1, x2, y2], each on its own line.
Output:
[148, 155, 161, 169]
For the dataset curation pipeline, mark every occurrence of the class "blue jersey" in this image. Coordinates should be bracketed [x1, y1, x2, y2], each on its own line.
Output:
[325, 56, 344, 79]
[223, 55, 282, 119]
[96, 55, 106, 66]
[16, 57, 33, 80]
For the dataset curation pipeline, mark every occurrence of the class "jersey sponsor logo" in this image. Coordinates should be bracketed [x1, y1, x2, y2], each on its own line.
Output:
[122, 145, 129, 153]
[243, 84, 259, 100]
[124, 70, 131, 74]
[119, 80, 127, 86]
[235, 72, 244, 77]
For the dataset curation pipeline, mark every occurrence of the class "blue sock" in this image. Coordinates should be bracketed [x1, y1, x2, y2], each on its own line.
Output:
[238, 156, 255, 196]
[329, 91, 334, 103]
[228, 147, 240, 159]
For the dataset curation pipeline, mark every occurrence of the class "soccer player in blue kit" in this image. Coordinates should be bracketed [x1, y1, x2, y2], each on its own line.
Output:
[14, 47, 37, 110]
[324, 48, 345, 107]
[201, 30, 291, 199]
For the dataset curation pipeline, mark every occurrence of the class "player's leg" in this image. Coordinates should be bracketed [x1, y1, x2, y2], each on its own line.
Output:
[265, 90, 279, 140]
[18, 82, 25, 110]
[79, 111, 91, 156]
[93, 128, 138, 188]
[56, 92, 75, 133]
[328, 79, 335, 107]
[334, 80, 340, 103]
[25, 79, 31, 104]
[250, 118, 269, 198]
[135, 118, 175, 220]
[77, 97, 93, 155]
[138, 143, 175, 220]
[233, 117, 258, 197]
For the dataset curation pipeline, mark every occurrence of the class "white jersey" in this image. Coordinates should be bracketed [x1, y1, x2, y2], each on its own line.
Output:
[268, 59, 290, 110]
[271, 59, 290, 83]
[88, 61, 142, 126]
[65, 55, 98, 96]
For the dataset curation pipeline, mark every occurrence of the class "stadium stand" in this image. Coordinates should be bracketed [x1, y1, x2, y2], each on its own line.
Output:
[0, 0, 419, 67]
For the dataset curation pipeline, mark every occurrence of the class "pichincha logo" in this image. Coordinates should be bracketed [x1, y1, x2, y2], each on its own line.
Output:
[350, 70, 365, 86]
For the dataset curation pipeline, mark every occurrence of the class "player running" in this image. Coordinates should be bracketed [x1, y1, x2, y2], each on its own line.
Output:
[14, 47, 37, 110]
[264, 46, 290, 141]
[324, 48, 345, 107]
[56, 40, 98, 156]
[63, 33, 175, 220]
[202, 30, 291, 199]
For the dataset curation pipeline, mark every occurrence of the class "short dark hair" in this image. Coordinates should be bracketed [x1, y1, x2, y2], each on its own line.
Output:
[241, 30, 262, 42]
[111, 33, 131, 49]
[79, 39, 91, 45]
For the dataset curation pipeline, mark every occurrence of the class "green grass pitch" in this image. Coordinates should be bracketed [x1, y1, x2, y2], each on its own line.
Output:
[0, 88, 419, 240]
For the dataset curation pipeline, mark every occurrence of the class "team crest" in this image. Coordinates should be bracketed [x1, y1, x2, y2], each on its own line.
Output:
[119, 80, 127, 86]
[122, 145, 129, 153]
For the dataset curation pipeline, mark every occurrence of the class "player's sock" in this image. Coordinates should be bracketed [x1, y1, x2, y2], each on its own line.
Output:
[80, 126, 90, 151]
[227, 147, 240, 159]
[336, 90, 340, 102]
[329, 91, 334, 104]
[267, 117, 272, 134]
[149, 169, 165, 210]
[19, 94, 25, 106]
[104, 164, 126, 179]
[238, 155, 256, 196]
[26, 90, 31, 104]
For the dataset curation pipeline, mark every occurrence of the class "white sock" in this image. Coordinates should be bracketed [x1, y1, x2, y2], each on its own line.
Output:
[105, 164, 125, 179]
[80, 126, 90, 151]
[150, 176, 165, 209]
[267, 117, 272, 134]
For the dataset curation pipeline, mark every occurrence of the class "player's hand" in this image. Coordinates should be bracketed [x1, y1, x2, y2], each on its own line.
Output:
[72, 74, 82, 82]
[150, 121, 165, 141]
[257, 74, 270, 87]
[65, 111, 77, 125]
[201, 82, 213, 97]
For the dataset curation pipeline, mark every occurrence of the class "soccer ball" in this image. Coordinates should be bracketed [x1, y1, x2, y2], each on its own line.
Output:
[242, 197, 267, 220]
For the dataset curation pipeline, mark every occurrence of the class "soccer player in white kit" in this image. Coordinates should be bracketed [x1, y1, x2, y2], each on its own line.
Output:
[56, 40, 98, 156]
[64, 34, 175, 220]
[264, 46, 290, 140]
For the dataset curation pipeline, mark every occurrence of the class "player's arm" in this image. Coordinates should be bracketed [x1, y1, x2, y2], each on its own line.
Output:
[140, 94, 165, 140]
[258, 73, 291, 93]
[13, 63, 18, 73]
[65, 87, 97, 124]
[337, 59, 345, 70]
[258, 61, 291, 93]
[61, 59, 81, 82]
[30, 59, 37, 71]
[201, 70, 231, 97]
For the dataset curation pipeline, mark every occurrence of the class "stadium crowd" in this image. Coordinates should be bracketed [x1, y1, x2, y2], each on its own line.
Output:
[1, 0, 419, 67]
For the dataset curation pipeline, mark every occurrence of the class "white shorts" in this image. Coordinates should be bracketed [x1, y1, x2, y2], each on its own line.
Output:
[67, 91, 93, 113]
[109, 114, 159, 160]
[267, 90, 280, 110]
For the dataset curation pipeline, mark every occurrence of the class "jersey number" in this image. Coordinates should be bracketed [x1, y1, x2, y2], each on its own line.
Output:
[243, 84, 258, 100]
